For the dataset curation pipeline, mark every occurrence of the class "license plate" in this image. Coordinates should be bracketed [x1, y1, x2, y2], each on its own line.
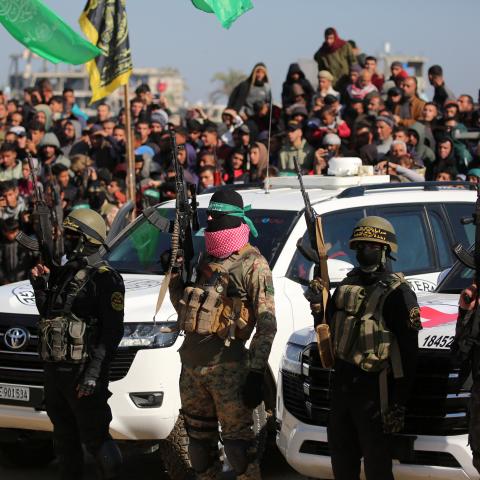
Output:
[0, 383, 30, 402]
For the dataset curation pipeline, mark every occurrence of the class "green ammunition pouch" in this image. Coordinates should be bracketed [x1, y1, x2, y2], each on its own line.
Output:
[178, 245, 256, 345]
[332, 272, 406, 374]
[38, 267, 96, 363]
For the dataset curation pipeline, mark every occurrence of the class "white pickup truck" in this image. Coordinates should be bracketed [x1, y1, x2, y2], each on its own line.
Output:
[277, 227, 479, 479]
[0, 178, 475, 477]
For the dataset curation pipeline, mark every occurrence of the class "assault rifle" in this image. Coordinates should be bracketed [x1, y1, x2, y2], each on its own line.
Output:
[16, 154, 64, 268]
[153, 130, 199, 322]
[452, 184, 480, 366]
[293, 157, 334, 369]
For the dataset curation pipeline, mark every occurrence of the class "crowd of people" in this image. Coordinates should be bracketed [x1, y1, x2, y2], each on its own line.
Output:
[0, 26, 479, 284]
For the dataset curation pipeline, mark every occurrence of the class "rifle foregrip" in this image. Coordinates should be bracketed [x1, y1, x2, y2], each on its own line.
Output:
[316, 324, 335, 369]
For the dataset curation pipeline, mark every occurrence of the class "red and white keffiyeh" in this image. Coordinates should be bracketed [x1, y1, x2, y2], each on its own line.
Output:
[204, 223, 250, 259]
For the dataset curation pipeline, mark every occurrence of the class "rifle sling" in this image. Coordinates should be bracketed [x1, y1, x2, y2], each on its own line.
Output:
[315, 217, 329, 325]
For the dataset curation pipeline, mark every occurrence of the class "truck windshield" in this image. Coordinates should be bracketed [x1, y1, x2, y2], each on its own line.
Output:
[105, 207, 297, 275]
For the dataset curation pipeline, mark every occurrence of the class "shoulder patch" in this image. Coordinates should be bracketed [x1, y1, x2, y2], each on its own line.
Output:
[98, 266, 110, 274]
[409, 306, 422, 331]
[111, 291, 124, 312]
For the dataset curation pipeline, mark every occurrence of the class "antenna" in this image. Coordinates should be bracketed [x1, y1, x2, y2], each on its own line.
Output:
[264, 92, 274, 194]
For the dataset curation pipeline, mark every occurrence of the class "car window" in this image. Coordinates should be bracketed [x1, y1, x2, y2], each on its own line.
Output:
[286, 208, 365, 285]
[445, 203, 475, 247]
[376, 208, 433, 274]
[106, 207, 297, 274]
[428, 209, 453, 269]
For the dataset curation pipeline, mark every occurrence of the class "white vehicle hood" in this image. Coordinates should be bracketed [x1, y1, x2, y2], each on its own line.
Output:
[0, 274, 177, 324]
[286, 291, 460, 349]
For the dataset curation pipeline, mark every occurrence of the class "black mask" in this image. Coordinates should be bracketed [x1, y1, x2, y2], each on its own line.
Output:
[356, 245, 384, 273]
[64, 232, 83, 260]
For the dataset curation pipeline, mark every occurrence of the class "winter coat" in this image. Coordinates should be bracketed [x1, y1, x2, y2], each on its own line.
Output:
[282, 63, 315, 109]
[313, 43, 356, 90]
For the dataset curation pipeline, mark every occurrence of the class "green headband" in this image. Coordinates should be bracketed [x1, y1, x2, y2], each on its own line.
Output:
[207, 201, 258, 238]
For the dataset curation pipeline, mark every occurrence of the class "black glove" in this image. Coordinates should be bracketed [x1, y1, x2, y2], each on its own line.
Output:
[77, 377, 97, 398]
[382, 403, 406, 434]
[304, 278, 327, 303]
[242, 370, 264, 409]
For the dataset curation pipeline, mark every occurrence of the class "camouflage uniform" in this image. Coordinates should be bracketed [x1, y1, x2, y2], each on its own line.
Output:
[170, 245, 276, 480]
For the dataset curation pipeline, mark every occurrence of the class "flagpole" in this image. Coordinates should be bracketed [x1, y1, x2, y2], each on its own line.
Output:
[124, 84, 136, 218]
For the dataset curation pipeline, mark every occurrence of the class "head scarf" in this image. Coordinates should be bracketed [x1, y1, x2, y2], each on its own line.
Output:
[207, 201, 258, 238]
[319, 28, 347, 55]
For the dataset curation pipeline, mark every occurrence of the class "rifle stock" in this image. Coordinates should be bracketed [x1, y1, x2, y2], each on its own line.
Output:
[293, 157, 334, 369]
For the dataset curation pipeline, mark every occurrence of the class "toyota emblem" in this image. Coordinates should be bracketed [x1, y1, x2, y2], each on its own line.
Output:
[4, 327, 29, 351]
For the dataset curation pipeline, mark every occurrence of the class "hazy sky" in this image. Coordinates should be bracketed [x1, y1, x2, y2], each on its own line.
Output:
[1, 0, 479, 104]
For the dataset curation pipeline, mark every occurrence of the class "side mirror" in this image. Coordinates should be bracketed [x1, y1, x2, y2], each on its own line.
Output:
[437, 268, 451, 287]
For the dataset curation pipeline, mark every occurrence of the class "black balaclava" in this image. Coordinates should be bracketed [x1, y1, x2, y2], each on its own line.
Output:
[355, 243, 388, 273]
[206, 190, 244, 233]
[64, 230, 99, 261]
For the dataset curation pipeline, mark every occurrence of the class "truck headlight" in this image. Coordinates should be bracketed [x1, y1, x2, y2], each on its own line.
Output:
[281, 342, 304, 375]
[119, 322, 179, 348]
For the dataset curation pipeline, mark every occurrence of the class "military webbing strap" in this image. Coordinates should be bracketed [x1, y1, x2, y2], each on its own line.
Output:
[63, 268, 95, 315]
[315, 217, 329, 323]
[362, 274, 405, 415]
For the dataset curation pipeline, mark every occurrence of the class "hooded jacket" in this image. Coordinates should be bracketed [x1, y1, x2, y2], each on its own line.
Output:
[428, 137, 458, 180]
[408, 122, 435, 166]
[228, 63, 271, 116]
[281, 63, 315, 109]
[249, 141, 268, 182]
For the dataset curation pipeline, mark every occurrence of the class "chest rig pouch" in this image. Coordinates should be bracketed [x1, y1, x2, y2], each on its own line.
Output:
[38, 267, 97, 363]
[177, 245, 256, 345]
[332, 272, 406, 374]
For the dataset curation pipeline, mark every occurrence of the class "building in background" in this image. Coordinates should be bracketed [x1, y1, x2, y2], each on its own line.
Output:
[7, 50, 186, 114]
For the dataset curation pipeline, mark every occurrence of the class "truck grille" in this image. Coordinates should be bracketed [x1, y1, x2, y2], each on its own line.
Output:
[282, 343, 471, 436]
[0, 314, 137, 386]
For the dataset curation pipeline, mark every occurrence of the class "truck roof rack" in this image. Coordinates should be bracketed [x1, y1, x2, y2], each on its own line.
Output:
[337, 181, 476, 198]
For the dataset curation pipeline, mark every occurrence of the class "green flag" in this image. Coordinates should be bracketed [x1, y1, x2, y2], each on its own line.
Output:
[0, 0, 101, 64]
[191, 0, 253, 28]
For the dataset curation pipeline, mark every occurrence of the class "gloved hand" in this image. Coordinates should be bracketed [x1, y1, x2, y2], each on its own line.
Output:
[77, 377, 97, 398]
[382, 403, 406, 434]
[29, 264, 50, 290]
[304, 278, 327, 314]
[242, 370, 264, 409]
[160, 249, 184, 273]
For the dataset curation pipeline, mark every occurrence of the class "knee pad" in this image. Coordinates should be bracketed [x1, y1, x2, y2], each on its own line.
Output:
[223, 439, 254, 475]
[93, 440, 122, 479]
[188, 437, 217, 473]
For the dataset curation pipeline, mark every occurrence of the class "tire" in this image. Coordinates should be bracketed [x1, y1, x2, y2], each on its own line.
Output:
[159, 414, 194, 480]
[0, 438, 55, 468]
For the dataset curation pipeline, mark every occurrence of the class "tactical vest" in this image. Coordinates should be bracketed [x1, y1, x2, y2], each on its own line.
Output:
[38, 267, 98, 363]
[332, 270, 406, 375]
[177, 244, 257, 346]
